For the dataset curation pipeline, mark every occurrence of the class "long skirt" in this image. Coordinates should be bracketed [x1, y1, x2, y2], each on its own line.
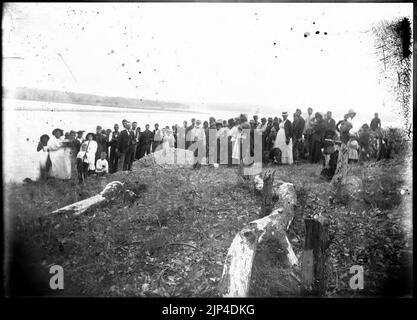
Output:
[49, 147, 71, 180]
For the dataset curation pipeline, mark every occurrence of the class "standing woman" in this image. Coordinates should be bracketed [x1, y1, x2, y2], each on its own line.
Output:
[47, 128, 71, 180]
[85, 132, 98, 174]
[37, 134, 50, 180]
[273, 112, 293, 165]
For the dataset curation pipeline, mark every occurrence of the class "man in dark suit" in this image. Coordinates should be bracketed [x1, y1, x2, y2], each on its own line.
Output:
[132, 121, 140, 160]
[292, 109, 305, 161]
[109, 124, 120, 173]
[73, 130, 84, 154]
[139, 124, 153, 158]
[117, 121, 135, 171]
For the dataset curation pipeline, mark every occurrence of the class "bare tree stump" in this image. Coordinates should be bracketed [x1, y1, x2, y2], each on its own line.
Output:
[50, 181, 135, 215]
[261, 169, 275, 217]
[301, 217, 329, 295]
[219, 181, 298, 297]
[331, 143, 349, 188]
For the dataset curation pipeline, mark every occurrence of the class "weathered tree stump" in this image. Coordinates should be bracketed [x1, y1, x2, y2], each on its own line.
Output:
[50, 181, 136, 215]
[261, 169, 275, 217]
[301, 217, 329, 295]
[331, 143, 349, 188]
[219, 180, 298, 297]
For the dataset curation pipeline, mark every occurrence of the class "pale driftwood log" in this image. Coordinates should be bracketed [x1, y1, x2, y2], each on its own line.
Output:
[219, 178, 298, 297]
[51, 181, 128, 215]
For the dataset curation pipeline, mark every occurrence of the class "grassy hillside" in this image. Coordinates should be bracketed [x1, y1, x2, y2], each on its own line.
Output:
[5, 152, 412, 297]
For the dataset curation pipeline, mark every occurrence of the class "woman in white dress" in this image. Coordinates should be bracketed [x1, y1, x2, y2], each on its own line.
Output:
[47, 128, 72, 180]
[229, 120, 241, 164]
[84, 132, 98, 173]
[273, 113, 293, 165]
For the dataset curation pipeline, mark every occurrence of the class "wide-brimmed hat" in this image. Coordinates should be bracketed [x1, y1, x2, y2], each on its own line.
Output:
[345, 109, 356, 117]
[86, 132, 96, 140]
[282, 112, 288, 116]
[52, 128, 64, 136]
[216, 119, 223, 124]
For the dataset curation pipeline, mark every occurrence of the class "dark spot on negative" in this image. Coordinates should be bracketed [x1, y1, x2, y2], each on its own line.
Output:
[316, 31, 320, 34]
[121, 63, 125, 67]
[324, 32, 327, 35]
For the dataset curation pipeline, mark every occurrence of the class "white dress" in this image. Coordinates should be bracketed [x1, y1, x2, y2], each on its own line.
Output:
[39, 146, 49, 170]
[274, 121, 293, 164]
[162, 133, 175, 149]
[85, 140, 98, 171]
[229, 126, 240, 160]
[47, 136, 72, 179]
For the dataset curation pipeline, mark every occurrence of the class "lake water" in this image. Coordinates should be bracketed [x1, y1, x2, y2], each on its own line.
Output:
[2, 99, 235, 183]
[3, 98, 405, 183]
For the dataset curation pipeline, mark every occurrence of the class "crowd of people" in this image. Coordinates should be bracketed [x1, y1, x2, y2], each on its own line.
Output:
[36, 109, 384, 184]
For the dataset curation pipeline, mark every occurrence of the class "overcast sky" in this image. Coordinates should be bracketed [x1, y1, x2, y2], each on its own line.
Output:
[3, 2, 413, 116]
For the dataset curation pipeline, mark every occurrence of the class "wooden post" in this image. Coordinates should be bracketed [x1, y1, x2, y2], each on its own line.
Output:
[261, 169, 275, 217]
[301, 217, 329, 295]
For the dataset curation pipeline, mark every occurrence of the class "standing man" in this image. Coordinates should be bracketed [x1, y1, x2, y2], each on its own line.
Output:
[152, 123, 162, 153]
[292, 109, 305, 162]
[370, 113, 381, 131]
[109, 124, 120, 173]
[139, 124, 153, 158]
[126, 123, 136, 170]
[324, 111, 336, 135]
[117, 121, 134, 171]
[303, 107, 314, 159]
[131, 121, 140, 160]
[253, 115, 259, 128]
[74, 130, 84, 154]
[186, 118, 196, 149]
[95, 125, 108, 164]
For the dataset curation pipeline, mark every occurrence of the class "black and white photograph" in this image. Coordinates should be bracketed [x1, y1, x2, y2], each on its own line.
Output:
[2, 1, 413, 300]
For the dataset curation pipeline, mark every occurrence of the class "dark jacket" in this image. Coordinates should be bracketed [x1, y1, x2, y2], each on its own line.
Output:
[109, 131, 120, 148]
[283, 119, 292, 140]
[370, 118, 381, 131]
[139, 129, 154, 146]
[325, 118, 336, 133]
[292, 116, 305, 140]
[118, 129, 134, 153]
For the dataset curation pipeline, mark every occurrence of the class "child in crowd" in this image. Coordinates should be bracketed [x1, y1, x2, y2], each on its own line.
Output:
[76, 143, 90, 184]
[95, 152, 109, 177]
[348, 138, 359, 164]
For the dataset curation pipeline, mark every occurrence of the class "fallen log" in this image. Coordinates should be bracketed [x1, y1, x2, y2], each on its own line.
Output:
[50, 181, 133, 215]
[219, 177, 299, 297]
